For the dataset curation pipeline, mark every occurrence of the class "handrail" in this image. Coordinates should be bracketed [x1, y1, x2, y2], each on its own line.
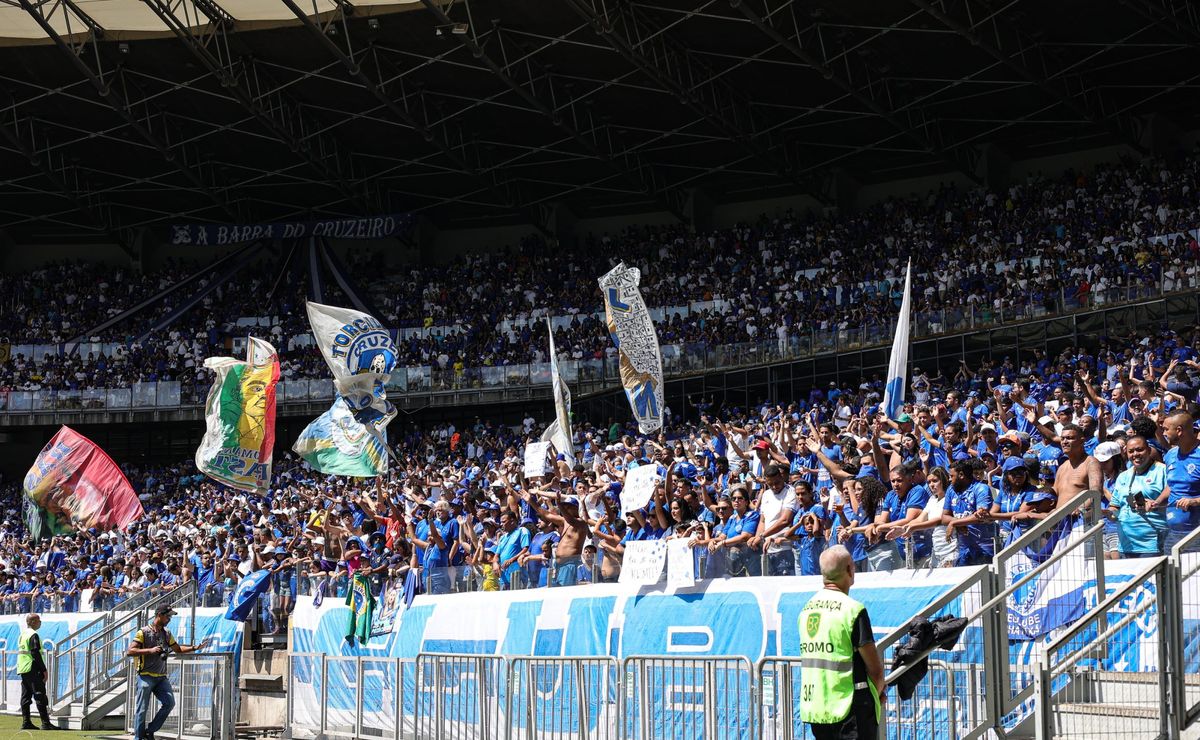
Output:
[1043, 555, 1163, 652]
[876, 565, 990, 654]
[55, 612, 110, 651]
[995, 489, 1101, 561]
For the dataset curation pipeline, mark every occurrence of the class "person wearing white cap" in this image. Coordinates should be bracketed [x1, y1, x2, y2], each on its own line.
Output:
[1093, 441, 1126, 559]
[1105, 435, 1167, 557]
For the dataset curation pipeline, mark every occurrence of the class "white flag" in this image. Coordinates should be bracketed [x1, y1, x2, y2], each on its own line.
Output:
[305, 301, 398, 435]
[882, 260, 912, 421]
[541, 318, 576, 465]
[599, 262, 664, 433]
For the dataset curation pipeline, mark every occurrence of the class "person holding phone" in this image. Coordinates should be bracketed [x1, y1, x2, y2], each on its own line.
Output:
[127, 605, 211, 740]
[1108, 435, 1168, 557]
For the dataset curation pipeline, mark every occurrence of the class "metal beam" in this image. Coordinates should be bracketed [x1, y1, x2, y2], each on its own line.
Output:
[563, 0, 832, 203]
[908, 0, 1148, 154]
[1121, 0, 1200, 45]
[140, 0, 379, 214]
[16, 0, 244, 222]
[418, 1, 693, 222]
[732, 0, 984, 182]
[0, 107, 135, 252]
[276, 0, 563, 235]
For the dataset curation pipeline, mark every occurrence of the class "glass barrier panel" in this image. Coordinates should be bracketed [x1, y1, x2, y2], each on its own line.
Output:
[480, 367, 507, 388]
[405, 367, 431, 391]
[55, 390, 81, 410]
[81, 390, 105, 409]
[528, 363, 550, 385]
[132, 382, 156, 407]
[157, 381, 181, 406]
[32, 390, 54, 410]
[106, 388, 132, 408]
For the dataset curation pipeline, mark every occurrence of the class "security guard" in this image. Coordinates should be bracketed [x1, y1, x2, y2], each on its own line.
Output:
[17, 613, 57, 730]
[798, 545, 885, 739]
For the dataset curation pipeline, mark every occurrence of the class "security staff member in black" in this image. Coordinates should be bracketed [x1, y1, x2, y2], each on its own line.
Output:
[17, 613, 58, 730]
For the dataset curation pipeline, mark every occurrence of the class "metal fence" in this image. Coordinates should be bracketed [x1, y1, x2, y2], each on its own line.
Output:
[1034, 557, 1170, 740]
[123, 652, 236, 740]
[285, 496, 1200, 740]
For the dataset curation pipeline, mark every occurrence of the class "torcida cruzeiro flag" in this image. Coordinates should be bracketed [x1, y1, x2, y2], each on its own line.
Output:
[305, 301, 398, 438]
[196, 336, 279, 491]
[599, 262, 664, 434]
[23, 426, 144, 540]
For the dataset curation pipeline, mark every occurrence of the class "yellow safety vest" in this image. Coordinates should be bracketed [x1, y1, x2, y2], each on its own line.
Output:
[16, 629, 36, 675]
[798, 588, 880, 724]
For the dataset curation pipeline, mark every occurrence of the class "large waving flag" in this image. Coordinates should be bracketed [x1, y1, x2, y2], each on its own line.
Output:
[882, 259, 913, 421]
[294, 397, 388, 477]
[599, 262, 664, 434]
[23, 426, 144, 540]
[1006, 517, 1088, 639]
[196, 337, 279, 491]
[305, 301, 398, 439]
[541, 319, 576, 464]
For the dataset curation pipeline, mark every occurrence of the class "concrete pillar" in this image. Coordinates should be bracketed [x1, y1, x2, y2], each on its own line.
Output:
[830, 168, 860, 215]
[1141, 113, 1181, 157]
[978, 143, 1012, 194]
[545, 201, 578, 248]
[685, 187, 715, 232]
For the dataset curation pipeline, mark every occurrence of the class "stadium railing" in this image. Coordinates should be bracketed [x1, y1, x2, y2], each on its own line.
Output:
[49, 581, 196, 717]
[1033, 555, 1170, 739]
[0, 275, 1187, 415]
[1167, 524, 1200, 733]
[122, 651, 236, 740]
[285, 489, 1200, 740]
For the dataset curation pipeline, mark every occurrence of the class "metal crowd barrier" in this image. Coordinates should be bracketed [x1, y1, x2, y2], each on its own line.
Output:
[123, 652, 236, 740]
[1167, 525, 1200, 733]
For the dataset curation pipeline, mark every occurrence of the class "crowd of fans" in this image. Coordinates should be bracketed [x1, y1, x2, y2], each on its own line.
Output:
[4, 152, 1200, 396]
[1, 322, 1199, 631]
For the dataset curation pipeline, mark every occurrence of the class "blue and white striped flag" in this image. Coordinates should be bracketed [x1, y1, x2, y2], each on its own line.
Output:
[882, 260, 912, 421]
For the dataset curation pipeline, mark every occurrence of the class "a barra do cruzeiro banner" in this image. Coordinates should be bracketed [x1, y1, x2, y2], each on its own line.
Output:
[170, 214, 410, 246]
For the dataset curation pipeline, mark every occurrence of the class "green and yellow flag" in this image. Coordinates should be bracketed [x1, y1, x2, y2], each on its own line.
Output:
[195, 337, 279, 491]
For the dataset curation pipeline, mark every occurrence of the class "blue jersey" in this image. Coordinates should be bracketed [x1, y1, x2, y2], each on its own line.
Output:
[947, 482, 995, 559]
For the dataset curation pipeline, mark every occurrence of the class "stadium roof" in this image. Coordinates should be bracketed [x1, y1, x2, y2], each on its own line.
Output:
[1, 0, 1197, 247]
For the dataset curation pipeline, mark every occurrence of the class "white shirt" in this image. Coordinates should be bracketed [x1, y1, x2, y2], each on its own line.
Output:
[758, 484, 799, 554]
[922, 495, 956, 564]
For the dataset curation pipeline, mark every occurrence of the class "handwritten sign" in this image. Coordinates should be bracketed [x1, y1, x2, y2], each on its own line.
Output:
[618, 540, 667, 585]
[621, 464, 661, 515]
[523, 441, 550, 478]
[667, 539, 696, 587]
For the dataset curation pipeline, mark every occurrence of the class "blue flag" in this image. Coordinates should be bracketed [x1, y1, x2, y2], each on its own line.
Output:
[882, 260, 912, 421]
[225, 569, 274, 622]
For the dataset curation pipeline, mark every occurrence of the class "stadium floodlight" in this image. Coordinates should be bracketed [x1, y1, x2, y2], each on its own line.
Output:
[451, 22, 467, 34]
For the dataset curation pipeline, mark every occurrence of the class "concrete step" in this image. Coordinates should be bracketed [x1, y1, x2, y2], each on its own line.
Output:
[1050, 702, 1162, 739]
[241, 673, 284, 691]
[1061, 669, 1165, 706]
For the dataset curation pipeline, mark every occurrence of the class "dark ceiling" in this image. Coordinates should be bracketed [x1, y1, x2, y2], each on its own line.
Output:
[1, 0, 1197, 246]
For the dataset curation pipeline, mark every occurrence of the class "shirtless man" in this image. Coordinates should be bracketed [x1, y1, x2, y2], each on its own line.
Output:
[1054, 424, 1101, 509]
[523, 488, 590, 587]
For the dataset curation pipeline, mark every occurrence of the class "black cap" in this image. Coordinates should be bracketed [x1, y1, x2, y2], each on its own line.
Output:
[155, 606, 177, 617]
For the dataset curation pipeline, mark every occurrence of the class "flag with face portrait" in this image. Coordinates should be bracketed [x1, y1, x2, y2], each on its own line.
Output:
[599, 262, 664, 434]
[196, 336, 279, 491]
[305, 301, 398, 440]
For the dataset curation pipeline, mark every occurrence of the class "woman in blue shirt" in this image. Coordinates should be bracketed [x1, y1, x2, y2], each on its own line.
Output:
[712, 486, 761, 577]
[988, 457, 1040, 548]
[1107, 435, 1168, 557]
[776, 481, 827, 576]
[846, 476, 899, 573]
[832, 479, 868, 572]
